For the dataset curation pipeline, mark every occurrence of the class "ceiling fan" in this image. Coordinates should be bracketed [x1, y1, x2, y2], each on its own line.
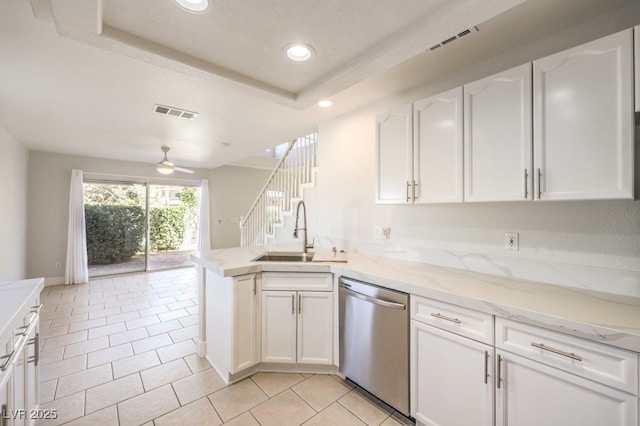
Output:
[156, 146, 195, 174]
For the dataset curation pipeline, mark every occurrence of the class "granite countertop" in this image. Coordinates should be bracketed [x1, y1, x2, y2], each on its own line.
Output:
[0, 278, 44, 342]
[191, 248, 640, 353]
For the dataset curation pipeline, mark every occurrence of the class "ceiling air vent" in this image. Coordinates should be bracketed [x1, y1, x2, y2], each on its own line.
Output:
[153, 104, 198, 120]
[428, 26, 478, 52]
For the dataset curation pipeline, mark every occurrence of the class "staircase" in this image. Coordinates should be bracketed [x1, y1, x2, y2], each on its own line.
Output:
[240, 132, 318, 247]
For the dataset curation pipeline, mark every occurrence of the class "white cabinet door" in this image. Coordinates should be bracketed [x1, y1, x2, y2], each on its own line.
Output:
[533, 29, 634, 200]
[0, 370, 10, 426]
[12, 349, 25, 426]
[376, 105, 413, 203]
[232, 275, 259, 373]
[413, 87, 463, 203]
[24, 327, 38, 421]
[496, 350, 638, 426]
[411, 321, 494, 426]
[464, 63, 533, 202]
[261, 291, 296, 364]
[297, 292, 333, 365]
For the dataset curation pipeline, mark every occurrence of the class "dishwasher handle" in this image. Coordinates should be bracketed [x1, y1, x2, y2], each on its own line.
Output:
[340, 285, 406, 310]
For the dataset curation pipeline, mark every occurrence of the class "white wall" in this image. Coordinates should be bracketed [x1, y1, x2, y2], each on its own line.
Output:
[27, 151, 269, 281]
[0, 126, 28, 281]
[304, 5, 640, 294]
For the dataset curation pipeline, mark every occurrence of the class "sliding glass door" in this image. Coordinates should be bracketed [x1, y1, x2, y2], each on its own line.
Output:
[84, 182, 147, 276]
[147, 184, 200, 271]
[84, 180, 200, 277]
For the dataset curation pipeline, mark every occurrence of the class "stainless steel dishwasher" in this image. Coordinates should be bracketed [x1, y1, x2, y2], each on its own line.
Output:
[338, 276, 410, 417]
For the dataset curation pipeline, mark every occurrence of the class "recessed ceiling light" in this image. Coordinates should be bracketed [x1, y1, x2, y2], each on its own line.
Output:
[175, 0, 209, 13]
[285, 43, 315, 62]
[318, 100, 333, 108]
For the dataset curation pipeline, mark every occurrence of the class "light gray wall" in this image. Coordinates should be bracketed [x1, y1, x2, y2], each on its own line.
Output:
[27, 151, 269, 280]
[306, 4, 640, 273]
[0, 126, 28, 281]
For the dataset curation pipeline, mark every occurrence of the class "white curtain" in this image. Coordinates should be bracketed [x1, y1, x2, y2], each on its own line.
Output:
[65, 169, 89, 284]
[198, 179, 211, 252]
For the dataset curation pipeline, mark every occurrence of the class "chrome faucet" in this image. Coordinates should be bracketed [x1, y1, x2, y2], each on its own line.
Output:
[293, 200, 313, 253]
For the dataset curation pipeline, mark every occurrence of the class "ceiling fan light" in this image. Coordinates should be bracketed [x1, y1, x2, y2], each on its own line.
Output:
[157, 164, 174, 174]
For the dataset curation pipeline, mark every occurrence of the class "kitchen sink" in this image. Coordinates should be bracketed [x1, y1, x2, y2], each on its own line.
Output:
[251, 252, 315, 262]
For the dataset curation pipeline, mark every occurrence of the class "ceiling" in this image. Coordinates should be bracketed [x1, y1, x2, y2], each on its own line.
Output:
[0, 0, 637, 170]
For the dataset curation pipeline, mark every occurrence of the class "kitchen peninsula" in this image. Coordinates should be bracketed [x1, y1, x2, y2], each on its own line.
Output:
[192, 247, 640, 426]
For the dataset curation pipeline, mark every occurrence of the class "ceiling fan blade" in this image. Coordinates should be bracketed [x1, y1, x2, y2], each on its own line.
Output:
[174, 166, 195, 174]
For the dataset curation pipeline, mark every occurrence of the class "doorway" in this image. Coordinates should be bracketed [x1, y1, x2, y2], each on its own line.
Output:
[84, 180, 200, 277]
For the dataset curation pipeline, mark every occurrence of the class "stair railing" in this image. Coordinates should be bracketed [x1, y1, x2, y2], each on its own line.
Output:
[239, 132, 318, 247]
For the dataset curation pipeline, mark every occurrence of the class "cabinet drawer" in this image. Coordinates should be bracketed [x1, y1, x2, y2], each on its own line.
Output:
[411, 296, 493, 345]
[261, 272, 333, 291]
[496, 318, 639, 394]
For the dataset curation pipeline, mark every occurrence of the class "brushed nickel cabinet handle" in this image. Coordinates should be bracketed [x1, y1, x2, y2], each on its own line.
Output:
[35, 332, 40, 366]
[406, 181, 411, 203]
[531, 342, 583, 361]
[496, 354, 503, 389]
[1, 403, 7, 426]
[0, 351, 15, 372]
[298, 294, 302, 314]
[28, 333, 40, 366]
[524, 169, 528, 199]
[291, 294, 295, 314]
[430, 312, 462, 324]
[30, 303, 43, 314]
[484, 350, 489, 384]
[537, 168, 542, 199]
[413, 180, 419, 201]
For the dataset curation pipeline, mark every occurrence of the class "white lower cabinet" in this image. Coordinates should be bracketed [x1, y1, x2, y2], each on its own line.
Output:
[205, 271, 260, 382]
[0, 297, 40, 426]
[296, 292, 333, 365]
[261, 272, 333, 366]
[232, 275, 259, 373]
[261, 291, 333, 365]
[261, 291, 297, 363]
[410, 297, 640, 426]
[1, 366, 10, 426]
[411, 295, 495, 425]
[496, 350, 637, 426]
[495, 318, 639, 426]
[11, 354, 25, 426]
[411, 320, 494, 426]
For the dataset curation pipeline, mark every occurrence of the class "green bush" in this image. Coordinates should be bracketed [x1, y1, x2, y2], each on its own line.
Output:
[150, 206, 186, 251]
[85, 205, 145, 265]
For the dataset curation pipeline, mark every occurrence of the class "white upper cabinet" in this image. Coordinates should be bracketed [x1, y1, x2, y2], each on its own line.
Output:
[464, 63, 533, 202]
[413, 87, 464, 203]
[376, 105, 413, 203]
[533, 29, 634, 200]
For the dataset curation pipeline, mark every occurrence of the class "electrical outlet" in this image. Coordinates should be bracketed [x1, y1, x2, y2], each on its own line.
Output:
[505, 232, 519, 251]
[55, 262, 62, 269]
[382, 227, 391, 239]
[374, 227, 391, 239]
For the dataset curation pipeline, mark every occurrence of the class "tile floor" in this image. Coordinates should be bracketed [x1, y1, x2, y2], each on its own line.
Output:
[37, 268, 413, 426]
